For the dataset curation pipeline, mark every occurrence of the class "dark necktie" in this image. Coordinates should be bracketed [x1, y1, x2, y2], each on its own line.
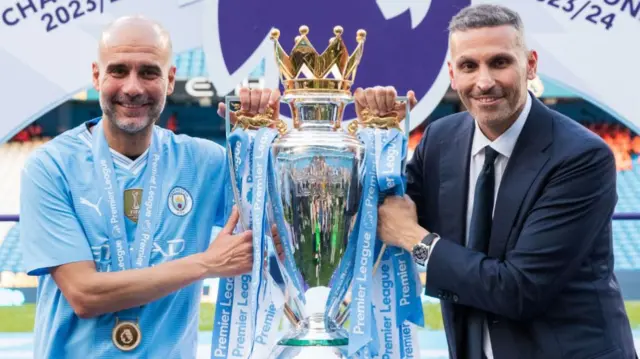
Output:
[465, 146, 499, 359]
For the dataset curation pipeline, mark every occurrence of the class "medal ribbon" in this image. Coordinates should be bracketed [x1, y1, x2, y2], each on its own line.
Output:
[92, 119, 164, 321]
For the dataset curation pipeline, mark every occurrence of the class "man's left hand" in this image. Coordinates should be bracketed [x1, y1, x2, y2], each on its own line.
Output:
[378, 195, 429, 252]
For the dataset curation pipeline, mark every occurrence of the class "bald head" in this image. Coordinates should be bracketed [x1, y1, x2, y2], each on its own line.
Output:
[92, 15, 176, 137]
[98, 15, 173, 67]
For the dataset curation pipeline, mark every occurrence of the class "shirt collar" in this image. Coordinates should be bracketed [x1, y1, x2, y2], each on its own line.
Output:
[471, 92, 532, 158]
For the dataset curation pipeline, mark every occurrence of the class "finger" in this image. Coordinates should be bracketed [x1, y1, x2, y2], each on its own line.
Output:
[240, 230, 253, 242]
[221, 206, 239, 234]
[408, 90, 417, 109]
[277, 244, 285, 261]
[268, 89, 281, 120]
[374, 86, 388, 114]
[354, 87, 367, 115]
[364, 87, 379, 115]
[258, 88, 271, 113]
[218, 102, 238, 125]
[249, 89, 261, 114]
[242, 240, 254, 253]
[239, 88, 250, 112]
[217, 102, 226, 118]
[385, 86, 396, 112]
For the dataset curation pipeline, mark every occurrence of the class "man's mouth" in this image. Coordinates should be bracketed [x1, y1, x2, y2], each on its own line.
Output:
[117, 102, 149, 109]
[473, 96, 503, 105]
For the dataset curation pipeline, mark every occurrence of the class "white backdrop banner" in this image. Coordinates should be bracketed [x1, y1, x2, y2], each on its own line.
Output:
[0, 0, 639, 143]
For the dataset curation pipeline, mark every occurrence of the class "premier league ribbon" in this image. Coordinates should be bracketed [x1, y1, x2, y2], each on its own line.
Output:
[91, 119, 164, 351]
[372, 127, 423, 358]
[329, 126, 423, 358]
[212, 127, 277, 359]
[213, 126, 302, 359]
[211, 128, 253, 359]
[348, 128, 378, 357]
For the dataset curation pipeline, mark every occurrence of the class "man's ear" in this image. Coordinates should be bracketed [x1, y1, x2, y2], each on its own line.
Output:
[92, 62, 100, 91]
[526, 50, 538, 81]
[166, 65, 176, 95]
[448, 61, 457, 90]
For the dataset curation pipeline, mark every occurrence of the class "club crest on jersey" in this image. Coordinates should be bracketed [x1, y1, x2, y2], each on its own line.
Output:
[168, 187, 193, 216]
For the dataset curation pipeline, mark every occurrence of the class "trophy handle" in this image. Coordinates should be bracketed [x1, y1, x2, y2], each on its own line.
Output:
[225, 95, 288, 134]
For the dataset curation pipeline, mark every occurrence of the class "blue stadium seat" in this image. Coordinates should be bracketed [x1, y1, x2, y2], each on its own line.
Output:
[613, 163, 640, 270]
[0, 223, 23, 272]
[172, 48, 265, 80]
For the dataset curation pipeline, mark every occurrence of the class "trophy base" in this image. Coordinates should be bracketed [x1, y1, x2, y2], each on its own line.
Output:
[269, 313, 349, 359]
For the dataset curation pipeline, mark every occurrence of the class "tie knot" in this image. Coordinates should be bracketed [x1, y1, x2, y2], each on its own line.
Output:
[484, 146, 499, 167]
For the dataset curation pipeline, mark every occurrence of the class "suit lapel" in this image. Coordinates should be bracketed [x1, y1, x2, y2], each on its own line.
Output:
[488, 97, 553, 258]
[438, 115, 474, 245]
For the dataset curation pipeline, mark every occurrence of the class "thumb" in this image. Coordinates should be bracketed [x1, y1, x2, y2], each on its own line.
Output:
[221, 205, 239, 234]
[218, 102, 238, 125]
[407, 90, 417, 110]
[217, 102, 226, 119]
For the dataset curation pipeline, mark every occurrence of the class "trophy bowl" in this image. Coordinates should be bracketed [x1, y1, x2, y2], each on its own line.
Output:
[267, 90, 365, 358]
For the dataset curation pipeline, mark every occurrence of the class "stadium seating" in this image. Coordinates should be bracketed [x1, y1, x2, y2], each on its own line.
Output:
[174, 49, 208, 79]
[172, 48, 265, 80]
[0, 139, 49, 275]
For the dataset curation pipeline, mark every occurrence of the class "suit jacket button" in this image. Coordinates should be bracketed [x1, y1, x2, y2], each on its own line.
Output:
[452, 294, 459, 302]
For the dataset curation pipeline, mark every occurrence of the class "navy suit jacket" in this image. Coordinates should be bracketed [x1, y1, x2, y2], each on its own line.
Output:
[407, 95, 637, 359]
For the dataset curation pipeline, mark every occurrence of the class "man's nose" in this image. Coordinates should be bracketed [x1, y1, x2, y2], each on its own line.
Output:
[122, 75, 144, 97]
[476, 67, 495, 92]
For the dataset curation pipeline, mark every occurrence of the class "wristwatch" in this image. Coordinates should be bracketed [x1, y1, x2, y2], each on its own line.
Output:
[412, 233, 440, 266]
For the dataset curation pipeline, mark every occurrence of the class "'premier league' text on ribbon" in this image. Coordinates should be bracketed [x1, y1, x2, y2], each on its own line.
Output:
[213, 278, 234, 358]
[254, 303, 276, 345]
[231, 274, 251, 357]
[395, 251, 411, 307]
[380, 260, 396, 358]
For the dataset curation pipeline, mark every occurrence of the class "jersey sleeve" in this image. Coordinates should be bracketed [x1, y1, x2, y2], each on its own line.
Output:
[19, 152, 93, 276]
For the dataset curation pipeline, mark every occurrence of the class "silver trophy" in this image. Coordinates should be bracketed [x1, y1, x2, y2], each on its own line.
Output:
[225, 25, 410, 359]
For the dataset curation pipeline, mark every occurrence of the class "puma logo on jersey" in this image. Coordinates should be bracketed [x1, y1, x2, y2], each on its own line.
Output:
[80, 196, 103, 217]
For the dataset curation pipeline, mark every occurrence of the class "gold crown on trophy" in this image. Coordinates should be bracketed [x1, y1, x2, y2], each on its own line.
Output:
[269, 25, 366, 94]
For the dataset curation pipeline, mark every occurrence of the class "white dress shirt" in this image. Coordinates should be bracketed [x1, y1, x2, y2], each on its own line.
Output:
[465, 93, 532, 358]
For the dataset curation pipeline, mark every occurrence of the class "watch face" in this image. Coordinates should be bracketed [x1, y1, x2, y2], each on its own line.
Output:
[413, 244, 429, 261]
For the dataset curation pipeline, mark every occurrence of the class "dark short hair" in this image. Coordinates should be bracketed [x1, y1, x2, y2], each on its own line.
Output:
[449, 4, 526, 47]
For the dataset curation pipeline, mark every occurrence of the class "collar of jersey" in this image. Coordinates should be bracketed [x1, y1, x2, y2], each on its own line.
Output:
[78, 119, 149, 176]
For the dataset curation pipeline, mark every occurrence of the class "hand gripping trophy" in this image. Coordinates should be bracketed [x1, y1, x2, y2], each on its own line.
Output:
[214, 25, 424, 359]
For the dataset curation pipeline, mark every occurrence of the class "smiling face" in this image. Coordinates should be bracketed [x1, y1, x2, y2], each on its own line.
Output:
[92, 17, 176, 135]
[448, 25, 538, 139]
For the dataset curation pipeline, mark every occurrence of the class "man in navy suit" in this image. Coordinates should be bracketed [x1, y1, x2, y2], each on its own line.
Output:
[359, 4, 637, 359]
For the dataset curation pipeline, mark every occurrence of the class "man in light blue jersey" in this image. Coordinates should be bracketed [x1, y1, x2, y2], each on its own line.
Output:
[19, 16, 281, 358]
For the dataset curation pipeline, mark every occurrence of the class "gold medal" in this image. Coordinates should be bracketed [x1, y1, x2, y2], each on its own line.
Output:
[112, 318, 142, 351]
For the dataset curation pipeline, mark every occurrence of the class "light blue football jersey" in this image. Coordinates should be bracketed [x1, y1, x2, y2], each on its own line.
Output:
[19, 118, 230, 358]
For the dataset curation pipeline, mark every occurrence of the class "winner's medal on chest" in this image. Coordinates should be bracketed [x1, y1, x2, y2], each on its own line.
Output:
[91, 121, 165, 351]
[112, 318, 142, 351]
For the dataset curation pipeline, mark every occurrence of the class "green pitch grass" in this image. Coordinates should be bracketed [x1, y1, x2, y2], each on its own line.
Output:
[1, 302, 639, 332]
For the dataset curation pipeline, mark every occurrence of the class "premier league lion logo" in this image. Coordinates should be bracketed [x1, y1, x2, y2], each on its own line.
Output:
[201, 0, 470, 130]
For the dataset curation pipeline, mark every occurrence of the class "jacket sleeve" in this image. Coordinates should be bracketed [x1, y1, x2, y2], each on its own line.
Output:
[424, 143, 617, 321]
[406, 124, 430, 228]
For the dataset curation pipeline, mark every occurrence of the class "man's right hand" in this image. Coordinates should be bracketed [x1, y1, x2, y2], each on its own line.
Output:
[201, 205, 254, 278]
[217, 87, 281, 125]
